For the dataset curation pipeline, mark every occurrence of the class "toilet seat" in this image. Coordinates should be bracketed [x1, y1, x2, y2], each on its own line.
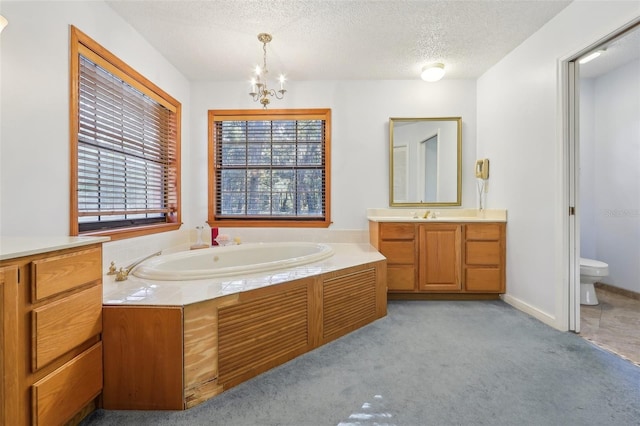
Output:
[580, 257, 609, 277]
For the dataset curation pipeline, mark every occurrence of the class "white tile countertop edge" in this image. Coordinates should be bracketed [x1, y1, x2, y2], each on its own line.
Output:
[0, 236, 110, 261]
[103, 243, 385, 307]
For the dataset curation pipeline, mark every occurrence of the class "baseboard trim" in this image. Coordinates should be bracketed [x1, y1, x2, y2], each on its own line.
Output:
[388, 293, 501, 301]
[595, 282, 640, 301]
[501, 294, 560, 330]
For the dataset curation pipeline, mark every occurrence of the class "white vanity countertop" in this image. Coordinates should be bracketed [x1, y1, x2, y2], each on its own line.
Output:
[102, 243, 385, 307]
[367, 208, 507, 222]
[0, 236, 110, 261]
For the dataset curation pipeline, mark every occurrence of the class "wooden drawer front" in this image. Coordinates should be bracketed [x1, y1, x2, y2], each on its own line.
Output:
[387, 266, 415, 291]
[465, 223, 501, 240]
[466, 268, 503, 292]
[31, 247, 101, 302]
[379, 223, 415, 240]
[379, 241, 415, 264]
[466, 241, 500, 265]
[32, 285, 102, 371]
[32, 342, 102, 426]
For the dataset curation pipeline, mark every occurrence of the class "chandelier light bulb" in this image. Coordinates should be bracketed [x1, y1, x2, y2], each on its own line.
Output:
[421, 63, 446, 82]
[255, 65, 262, 76]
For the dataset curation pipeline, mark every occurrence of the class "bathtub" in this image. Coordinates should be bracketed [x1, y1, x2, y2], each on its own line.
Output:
[133, 242, 334, 281]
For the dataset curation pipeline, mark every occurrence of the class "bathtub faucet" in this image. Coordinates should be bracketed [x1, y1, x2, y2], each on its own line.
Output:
[115, 251, 162, 281]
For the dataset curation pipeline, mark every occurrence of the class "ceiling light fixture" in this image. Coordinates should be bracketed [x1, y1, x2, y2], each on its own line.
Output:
[0, 15, 8, 33]
[249, 33, 287, 109]
[578, 49, 606, 65]
[421, 63, 446, 82]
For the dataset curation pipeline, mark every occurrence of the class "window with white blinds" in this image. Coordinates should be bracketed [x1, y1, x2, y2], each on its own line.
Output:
[70, 26, 181, 238]
[208, 109, 331, 227]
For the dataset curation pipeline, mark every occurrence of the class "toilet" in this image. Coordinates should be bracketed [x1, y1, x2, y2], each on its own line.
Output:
[580, 257, 609, 305]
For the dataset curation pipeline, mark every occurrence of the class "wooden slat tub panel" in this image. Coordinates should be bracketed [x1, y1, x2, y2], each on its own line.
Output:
[322, 268, 377, 342]
[217, 281, 310, 387]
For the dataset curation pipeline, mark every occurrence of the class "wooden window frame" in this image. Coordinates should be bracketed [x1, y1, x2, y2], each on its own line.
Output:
[69, 26, 181, 241]
[208, 109, 331, 228]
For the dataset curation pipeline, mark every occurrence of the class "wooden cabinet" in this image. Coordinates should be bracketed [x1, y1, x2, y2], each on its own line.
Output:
[418, 224, 462, 291]
[464, 223, 505, 293]
[370, 221, 506, 298]
[0, 244, 104, 426]
[370, 222, 416, 291]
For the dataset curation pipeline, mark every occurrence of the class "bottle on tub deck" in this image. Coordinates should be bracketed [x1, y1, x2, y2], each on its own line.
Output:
[211, 226, 219, 246]
[190, 225, 209, 250]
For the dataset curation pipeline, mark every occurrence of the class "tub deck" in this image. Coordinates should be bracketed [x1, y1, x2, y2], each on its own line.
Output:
[101, 243, 387, 410]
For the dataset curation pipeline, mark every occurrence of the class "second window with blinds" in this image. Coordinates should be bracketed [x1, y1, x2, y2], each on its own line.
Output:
[208, 109, 331, 228]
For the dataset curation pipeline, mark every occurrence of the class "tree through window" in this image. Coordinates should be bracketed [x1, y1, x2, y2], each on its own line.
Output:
[208, 109, 331, 227]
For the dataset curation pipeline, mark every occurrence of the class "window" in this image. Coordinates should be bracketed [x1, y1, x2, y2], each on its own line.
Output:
[208, 109, 331, 227]
[70, 26, 181, 240]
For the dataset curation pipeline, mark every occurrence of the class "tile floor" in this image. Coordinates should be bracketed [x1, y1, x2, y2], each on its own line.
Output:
[580, 285, 640, 366]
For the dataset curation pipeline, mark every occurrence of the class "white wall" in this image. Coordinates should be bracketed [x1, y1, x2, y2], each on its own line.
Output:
[0, 1, 192, 265]
[477, 0, 640, 329]
[189, 80, 478, 233]
[579, 78, 597, 259]
[0, 1, 477, 267]
[581, 59, 640, 293]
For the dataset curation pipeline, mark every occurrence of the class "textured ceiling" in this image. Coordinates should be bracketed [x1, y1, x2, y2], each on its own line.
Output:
[105, 0, 575, 82]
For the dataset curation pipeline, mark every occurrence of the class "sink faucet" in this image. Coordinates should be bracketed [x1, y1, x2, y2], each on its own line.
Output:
[114, 251, 162, 281]
[423, 210, 431, 219]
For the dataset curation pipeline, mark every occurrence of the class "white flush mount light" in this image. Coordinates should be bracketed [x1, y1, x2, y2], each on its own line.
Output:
[0, 15, 8, 33]
[578, 49, 605, 65]
[421, 63, 446, 82]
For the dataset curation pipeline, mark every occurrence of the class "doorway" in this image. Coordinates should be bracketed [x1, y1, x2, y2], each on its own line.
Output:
[565, 19, 640, 333]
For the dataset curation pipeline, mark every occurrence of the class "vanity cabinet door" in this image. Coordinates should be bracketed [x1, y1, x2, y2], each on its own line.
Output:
[418, 224, 462, 291]
[1, 266, 21, 426]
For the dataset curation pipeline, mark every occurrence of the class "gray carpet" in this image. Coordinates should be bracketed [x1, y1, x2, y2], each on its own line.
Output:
[83, 301, 640, 425]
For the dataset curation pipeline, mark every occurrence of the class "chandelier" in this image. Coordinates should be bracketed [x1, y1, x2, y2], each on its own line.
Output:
[249, 33, 287, 108]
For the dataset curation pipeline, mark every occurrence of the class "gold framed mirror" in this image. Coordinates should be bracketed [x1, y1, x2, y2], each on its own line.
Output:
[389, 117, 462, 206]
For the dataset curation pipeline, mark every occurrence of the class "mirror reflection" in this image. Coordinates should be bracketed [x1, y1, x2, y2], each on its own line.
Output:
[389, 117, 461, 206]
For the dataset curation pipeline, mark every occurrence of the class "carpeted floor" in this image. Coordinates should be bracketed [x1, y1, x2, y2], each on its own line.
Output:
[83, 300, 640, 426]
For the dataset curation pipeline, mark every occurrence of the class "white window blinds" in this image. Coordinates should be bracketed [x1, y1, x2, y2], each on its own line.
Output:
[77, 55, 178, 232]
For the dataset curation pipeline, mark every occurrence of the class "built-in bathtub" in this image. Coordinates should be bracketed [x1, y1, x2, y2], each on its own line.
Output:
[102, 242, 387, 410]
[133, 242, 334, 280]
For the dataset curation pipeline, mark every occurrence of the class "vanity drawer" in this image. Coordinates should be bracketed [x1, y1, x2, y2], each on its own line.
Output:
[466, 241, 500, 265]
[32, 342, 103, 426]
[379, 241, 415, 264]
[387, 266, 416, 291]
[379, 223, 415, 240]
[32, 284, 102, 371]
[465, 224, 501, 241]
[465, 268, 503, 292]
[31, 247, 102, 302]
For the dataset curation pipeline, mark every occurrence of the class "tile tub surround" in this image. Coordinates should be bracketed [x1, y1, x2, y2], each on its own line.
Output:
[367, 208, 507, 222]
[103, 243, 385, 306]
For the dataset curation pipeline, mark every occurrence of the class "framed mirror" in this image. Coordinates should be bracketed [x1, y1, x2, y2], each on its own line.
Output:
[389, 117, 461, 206]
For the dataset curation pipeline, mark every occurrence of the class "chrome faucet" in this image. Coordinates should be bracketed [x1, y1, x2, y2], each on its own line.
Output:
[114, 251, 162, 281]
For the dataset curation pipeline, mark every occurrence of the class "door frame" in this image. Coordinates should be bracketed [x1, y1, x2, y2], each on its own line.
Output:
[561, 18, 640, 332]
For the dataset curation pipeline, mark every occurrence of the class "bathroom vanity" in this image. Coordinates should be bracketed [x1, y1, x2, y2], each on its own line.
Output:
[368, 209, 506, 299]
[0, 236, 108, 426]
